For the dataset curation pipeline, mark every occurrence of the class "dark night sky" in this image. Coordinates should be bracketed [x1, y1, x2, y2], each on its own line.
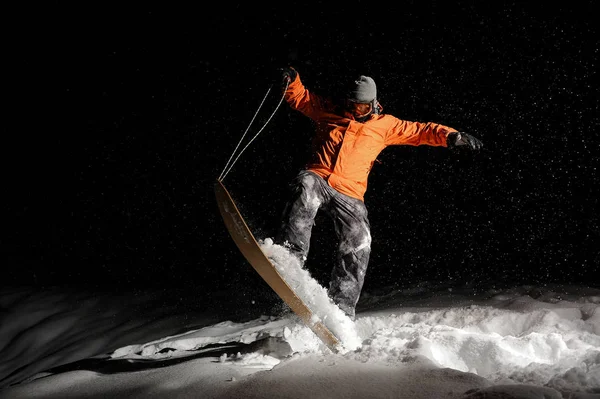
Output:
[4, 3, 599, 296]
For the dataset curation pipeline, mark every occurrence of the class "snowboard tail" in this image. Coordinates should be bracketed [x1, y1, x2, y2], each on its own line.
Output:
[214, 179, 340, 353]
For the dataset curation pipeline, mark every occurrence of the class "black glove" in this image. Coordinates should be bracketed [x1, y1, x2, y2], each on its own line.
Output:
[277, 67, 297, 87]
[447, 132, 483, 151]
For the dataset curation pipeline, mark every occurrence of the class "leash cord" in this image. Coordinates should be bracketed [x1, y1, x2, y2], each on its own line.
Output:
[218, 81, 289, 182]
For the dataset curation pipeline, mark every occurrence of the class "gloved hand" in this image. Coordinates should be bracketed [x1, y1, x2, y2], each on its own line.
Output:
[447, 132, 483, 151]
[277, 67, 297, 87]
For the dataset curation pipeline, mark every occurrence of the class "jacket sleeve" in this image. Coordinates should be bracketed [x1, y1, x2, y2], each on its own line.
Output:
[284, 73, 327, 120]
[385, 117, 458, 147]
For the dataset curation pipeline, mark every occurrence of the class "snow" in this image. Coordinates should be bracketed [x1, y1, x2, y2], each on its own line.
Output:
[1, 242, 599, 398]
[259, 238, 362, 352]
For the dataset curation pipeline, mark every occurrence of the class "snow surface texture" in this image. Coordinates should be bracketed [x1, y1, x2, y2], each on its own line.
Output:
[1, 242, 599, 398]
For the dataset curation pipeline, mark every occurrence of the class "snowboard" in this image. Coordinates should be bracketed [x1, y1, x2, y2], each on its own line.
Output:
[214, 179, 341, 353]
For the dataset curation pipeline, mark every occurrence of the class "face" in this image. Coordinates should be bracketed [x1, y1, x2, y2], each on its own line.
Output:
[346, 101, 373, 119]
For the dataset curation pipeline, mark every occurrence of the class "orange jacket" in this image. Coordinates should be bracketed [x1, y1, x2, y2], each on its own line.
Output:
[284, 73, 458, 202]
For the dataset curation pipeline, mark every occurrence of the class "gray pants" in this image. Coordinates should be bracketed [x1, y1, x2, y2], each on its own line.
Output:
[276, 170, 372, 318]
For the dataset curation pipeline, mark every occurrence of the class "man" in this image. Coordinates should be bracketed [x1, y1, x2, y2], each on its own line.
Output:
[275, 66, 482, 319]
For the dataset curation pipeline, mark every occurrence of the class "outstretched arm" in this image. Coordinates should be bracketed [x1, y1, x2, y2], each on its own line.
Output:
[278, 67, 328, 119]
[386, 118, 483, 150]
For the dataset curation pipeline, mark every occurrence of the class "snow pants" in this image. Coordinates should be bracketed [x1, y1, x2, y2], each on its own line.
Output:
[276, 170, 372, 319]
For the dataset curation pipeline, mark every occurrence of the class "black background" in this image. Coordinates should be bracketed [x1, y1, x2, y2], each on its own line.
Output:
[4, 3, 599, 301]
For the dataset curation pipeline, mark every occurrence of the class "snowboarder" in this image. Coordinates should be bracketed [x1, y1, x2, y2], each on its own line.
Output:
[275, 67, 482, 319]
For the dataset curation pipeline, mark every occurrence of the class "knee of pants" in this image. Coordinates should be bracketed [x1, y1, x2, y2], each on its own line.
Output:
[341, 234, 372, 259]
[353, 244, 371, 266]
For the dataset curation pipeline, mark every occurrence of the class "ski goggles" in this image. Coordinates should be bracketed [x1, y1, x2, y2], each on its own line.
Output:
[345, 100, 373, 119]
